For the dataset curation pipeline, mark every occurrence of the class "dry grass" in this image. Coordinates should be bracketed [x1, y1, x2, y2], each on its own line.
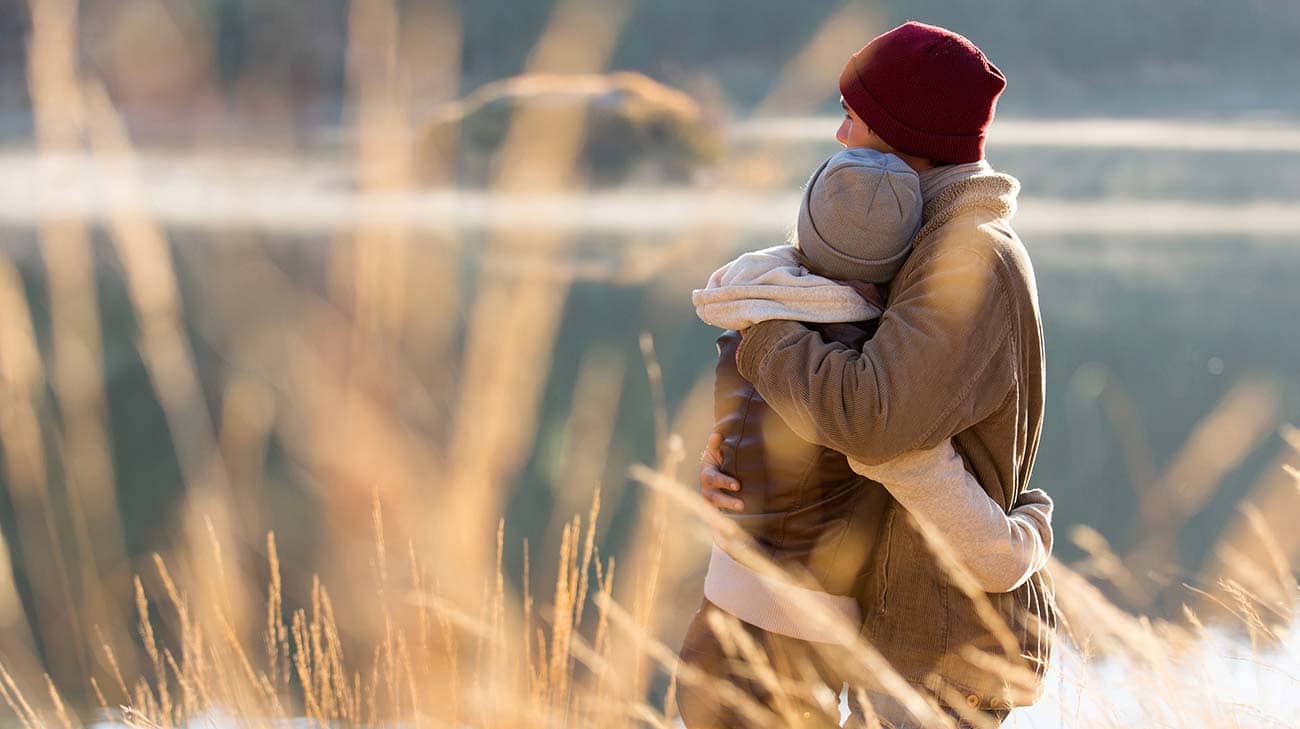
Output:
[1, 1, 1298, 727]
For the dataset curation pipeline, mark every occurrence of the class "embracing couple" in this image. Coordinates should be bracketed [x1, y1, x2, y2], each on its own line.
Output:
[676, 22, 1056, 729]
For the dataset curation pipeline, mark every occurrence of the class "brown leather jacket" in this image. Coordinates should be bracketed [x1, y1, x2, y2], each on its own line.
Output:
[712, 323, 893, 596]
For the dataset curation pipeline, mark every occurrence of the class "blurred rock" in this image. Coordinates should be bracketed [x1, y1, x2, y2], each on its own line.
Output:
[416, 71, 724, 188]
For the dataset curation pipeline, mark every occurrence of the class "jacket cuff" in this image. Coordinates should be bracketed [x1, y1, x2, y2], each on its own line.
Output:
[736, 320, 807, 381]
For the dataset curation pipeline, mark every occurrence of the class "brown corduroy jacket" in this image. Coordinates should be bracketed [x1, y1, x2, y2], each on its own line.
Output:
[735, 170, 1054, 709]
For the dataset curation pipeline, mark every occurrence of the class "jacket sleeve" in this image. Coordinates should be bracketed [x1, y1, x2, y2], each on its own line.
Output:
[735, 246, 1016, 466]
[849, 444, 1053, 593]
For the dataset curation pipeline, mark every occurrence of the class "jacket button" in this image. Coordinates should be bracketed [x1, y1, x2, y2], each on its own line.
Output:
[966, 694, 981, 708]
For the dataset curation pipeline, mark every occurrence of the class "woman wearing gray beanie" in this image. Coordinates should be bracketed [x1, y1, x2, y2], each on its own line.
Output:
[796, 147, 922, 284]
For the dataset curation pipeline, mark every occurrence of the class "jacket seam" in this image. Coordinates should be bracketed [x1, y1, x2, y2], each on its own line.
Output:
[877, 506, 895, 615]
[732, 381, 759, 514]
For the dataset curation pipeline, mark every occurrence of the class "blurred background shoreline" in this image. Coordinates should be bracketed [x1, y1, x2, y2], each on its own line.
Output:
[1, 1, 1298, 726]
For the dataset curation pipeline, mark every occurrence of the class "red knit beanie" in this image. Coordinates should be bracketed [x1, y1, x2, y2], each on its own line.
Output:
[839, 21, 1005, 164]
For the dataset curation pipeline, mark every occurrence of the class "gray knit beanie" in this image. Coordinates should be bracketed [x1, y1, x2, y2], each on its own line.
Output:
[796, 148, 923, 283]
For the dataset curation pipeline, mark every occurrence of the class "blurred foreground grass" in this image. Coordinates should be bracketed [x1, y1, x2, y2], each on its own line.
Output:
[2, 0, 1299, 727]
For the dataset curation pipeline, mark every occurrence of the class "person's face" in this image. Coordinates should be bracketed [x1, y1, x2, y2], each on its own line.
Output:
[834, 96, 937, 172]
[836, 97, 881, 150]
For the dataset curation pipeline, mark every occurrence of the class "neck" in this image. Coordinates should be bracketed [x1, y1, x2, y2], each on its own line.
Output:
[895, 150, 935, 174]
[919, 160, 993, 199]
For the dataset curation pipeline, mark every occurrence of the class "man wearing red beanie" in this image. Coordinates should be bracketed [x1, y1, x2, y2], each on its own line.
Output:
[838, 20, 1006, 165]
[701, 21, 1052, 727]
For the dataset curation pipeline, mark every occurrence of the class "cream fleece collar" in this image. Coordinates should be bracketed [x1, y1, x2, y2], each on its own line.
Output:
[915, 161, 1020, 244]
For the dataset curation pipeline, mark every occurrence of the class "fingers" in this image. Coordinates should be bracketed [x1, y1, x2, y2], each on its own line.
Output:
[699, 458, 743, 512]
[702, 431, 724, 467]
[700, 431, 743, 511]
[703, 485, 744, 512]
[700, 461, 739, 492]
